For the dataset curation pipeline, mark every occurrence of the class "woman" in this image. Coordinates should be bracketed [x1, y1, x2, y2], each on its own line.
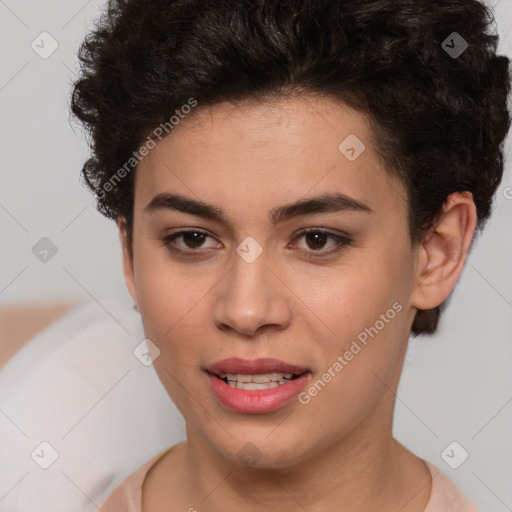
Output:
[70, 0, 511, 510]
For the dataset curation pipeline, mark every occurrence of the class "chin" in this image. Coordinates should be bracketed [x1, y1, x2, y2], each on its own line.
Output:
[203, 428, 314, 470]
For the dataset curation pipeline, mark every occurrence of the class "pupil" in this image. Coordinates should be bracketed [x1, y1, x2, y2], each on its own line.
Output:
[307, 232, 326, 250]
[184, 232, 205, 248]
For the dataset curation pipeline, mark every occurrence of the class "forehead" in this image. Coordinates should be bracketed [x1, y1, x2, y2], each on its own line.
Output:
[134, 94, 408, 223]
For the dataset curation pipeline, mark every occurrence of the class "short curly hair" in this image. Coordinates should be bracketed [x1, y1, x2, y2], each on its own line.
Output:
[70, 0, 511, 336]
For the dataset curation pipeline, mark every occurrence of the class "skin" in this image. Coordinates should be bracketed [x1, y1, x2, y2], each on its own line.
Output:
[117, 93, 476, 511]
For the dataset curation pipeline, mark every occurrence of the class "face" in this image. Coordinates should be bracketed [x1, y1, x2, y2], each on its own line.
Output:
[120, 94, 422, 468]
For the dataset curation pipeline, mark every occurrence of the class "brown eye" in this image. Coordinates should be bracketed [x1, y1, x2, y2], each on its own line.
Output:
[304, 231, 329, 250]
[293, 229, 353, 259]
[160, 229, 220, 256]
[181, 231, 207, 249]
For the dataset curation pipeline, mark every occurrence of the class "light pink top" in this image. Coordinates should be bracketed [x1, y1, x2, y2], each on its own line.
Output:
[97, 446, 480, 511]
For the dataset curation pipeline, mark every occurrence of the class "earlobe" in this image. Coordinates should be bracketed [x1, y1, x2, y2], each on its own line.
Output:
[410, 191, 477, 311]
[117, 217, 138, 308]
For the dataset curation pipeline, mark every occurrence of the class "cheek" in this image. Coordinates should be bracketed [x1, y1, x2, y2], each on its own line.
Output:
[134, 267, 209, 410]
[133, 255, 206, 355]
[292, 252, 406, 342]
[294, 245, 412, 399]
[293, 275, 408, 440]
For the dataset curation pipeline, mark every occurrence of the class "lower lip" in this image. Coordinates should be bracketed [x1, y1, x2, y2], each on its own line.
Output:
[207, 372, 311, 413]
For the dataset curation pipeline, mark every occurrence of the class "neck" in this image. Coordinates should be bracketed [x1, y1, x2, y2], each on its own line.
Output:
[181, 405, 431, 511]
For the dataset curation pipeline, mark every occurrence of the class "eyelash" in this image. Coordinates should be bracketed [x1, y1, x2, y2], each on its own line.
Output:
[159, 228, 353, 260]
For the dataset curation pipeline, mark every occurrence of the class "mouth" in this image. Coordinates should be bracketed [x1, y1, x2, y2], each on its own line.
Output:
[204, 357, 311, 413]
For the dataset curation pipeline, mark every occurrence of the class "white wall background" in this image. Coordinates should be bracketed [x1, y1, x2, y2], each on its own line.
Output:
[0, 0, 511, 510]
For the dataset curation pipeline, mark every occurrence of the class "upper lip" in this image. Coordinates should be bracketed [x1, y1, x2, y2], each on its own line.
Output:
[205, 357, 309, 375]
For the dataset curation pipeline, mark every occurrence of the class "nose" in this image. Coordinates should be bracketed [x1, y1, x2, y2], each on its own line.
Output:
[213, 250, 291, 337]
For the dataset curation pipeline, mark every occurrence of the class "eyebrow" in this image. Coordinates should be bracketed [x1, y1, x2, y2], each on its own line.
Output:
[143, 191, 374, 227]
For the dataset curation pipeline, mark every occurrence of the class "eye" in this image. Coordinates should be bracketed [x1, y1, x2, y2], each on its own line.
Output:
[160, 229, 220, 256]
[291, 228, 353, 258]
[159, 228, 352, 259]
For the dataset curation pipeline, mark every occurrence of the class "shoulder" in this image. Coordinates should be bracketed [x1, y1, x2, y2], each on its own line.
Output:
[97, 447, 172, 512]
[423, 460, 480, 512]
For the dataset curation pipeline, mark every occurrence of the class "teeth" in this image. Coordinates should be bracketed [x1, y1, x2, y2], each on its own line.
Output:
[236, 374, 253, 383]
[217, 372, 297, 387]
[231, 381, 280, 390]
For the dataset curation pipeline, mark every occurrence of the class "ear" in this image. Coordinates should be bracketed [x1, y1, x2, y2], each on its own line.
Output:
[117, 217, 138, 308]
[410, 191, 477, 311]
